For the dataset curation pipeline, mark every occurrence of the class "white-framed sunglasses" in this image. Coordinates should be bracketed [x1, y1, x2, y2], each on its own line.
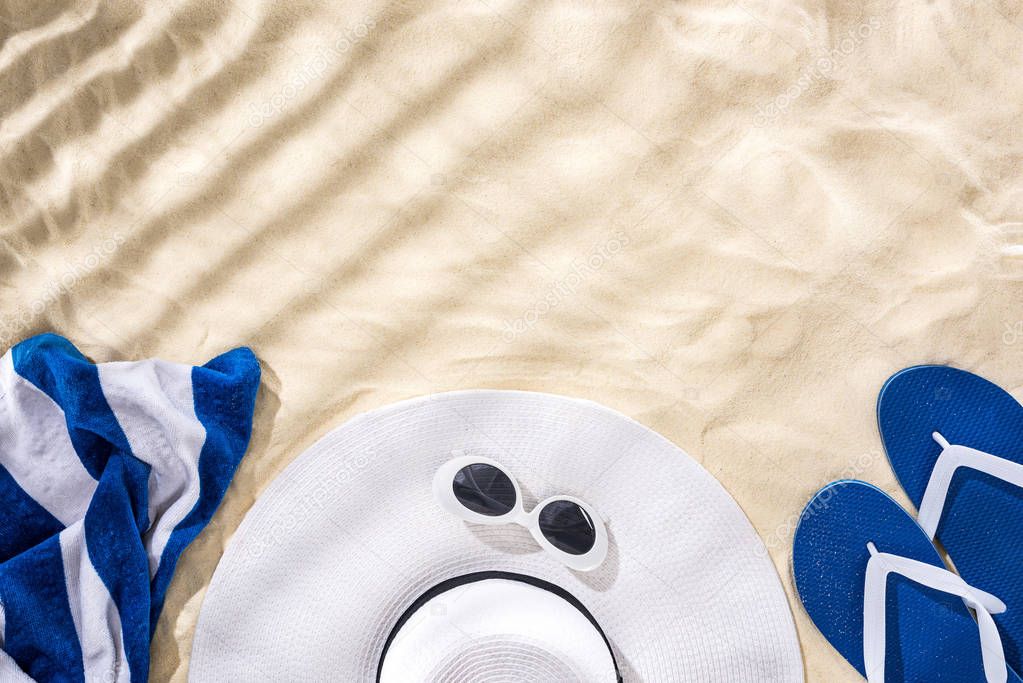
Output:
[433, 453, 608, 571]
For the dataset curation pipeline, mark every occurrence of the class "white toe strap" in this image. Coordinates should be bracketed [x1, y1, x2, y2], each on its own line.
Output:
[863, 542, 1007, 683]
[918, 432, 1023, 540]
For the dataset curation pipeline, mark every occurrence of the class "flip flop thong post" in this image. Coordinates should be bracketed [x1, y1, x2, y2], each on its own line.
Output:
[879, 366, 1023, 670]
[793, 480, 1019, 682]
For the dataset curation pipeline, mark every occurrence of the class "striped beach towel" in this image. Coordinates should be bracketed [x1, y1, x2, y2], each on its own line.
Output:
[0, 334, 260, 682]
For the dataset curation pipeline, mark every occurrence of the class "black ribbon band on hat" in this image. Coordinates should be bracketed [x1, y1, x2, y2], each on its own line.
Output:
[376, 571, 623, 683]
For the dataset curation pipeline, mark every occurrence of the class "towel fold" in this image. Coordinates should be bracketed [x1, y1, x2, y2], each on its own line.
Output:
[0, 334, 260, 682]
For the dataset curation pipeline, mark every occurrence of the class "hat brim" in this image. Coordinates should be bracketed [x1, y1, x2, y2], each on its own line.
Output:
[190, 390, 802, 681]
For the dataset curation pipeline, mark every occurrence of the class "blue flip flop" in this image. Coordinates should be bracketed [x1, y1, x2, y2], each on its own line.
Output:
[879, 365, 1023, 670]
[793, 480, 1018, 682]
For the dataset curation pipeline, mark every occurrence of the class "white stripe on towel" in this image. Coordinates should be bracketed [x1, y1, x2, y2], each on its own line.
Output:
[60, 524, 130, 683]
[0, 353, 96, 526]
[97, 360, 206, 577]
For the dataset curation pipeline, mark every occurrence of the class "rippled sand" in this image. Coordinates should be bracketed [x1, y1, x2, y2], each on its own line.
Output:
[1, 1, 1021, 680]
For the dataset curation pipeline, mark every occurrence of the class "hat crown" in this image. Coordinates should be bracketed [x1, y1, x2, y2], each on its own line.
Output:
[379, 578, 617, 682]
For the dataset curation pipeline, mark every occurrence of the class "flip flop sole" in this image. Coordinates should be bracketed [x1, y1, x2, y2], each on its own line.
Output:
[878, 365, 1023, 670]
[793, 480, 1009, 681]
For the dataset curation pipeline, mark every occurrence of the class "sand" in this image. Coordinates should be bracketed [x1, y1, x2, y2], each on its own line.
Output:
[1, 0, 1021, 680]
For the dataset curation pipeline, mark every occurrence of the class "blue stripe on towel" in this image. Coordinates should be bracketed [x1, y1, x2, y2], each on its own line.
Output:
[0, 466, 63, 563]
[0, 537, 85, 683]
[84, 455, 153, 682]
[12, 334, 116, 481]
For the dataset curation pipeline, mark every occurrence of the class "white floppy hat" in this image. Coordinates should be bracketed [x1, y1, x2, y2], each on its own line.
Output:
[190, 391, 802, 681]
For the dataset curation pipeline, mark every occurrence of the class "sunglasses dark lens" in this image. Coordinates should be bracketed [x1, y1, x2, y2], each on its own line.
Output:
[452, 464, 517, 516]
[537, 500, 597, 555]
